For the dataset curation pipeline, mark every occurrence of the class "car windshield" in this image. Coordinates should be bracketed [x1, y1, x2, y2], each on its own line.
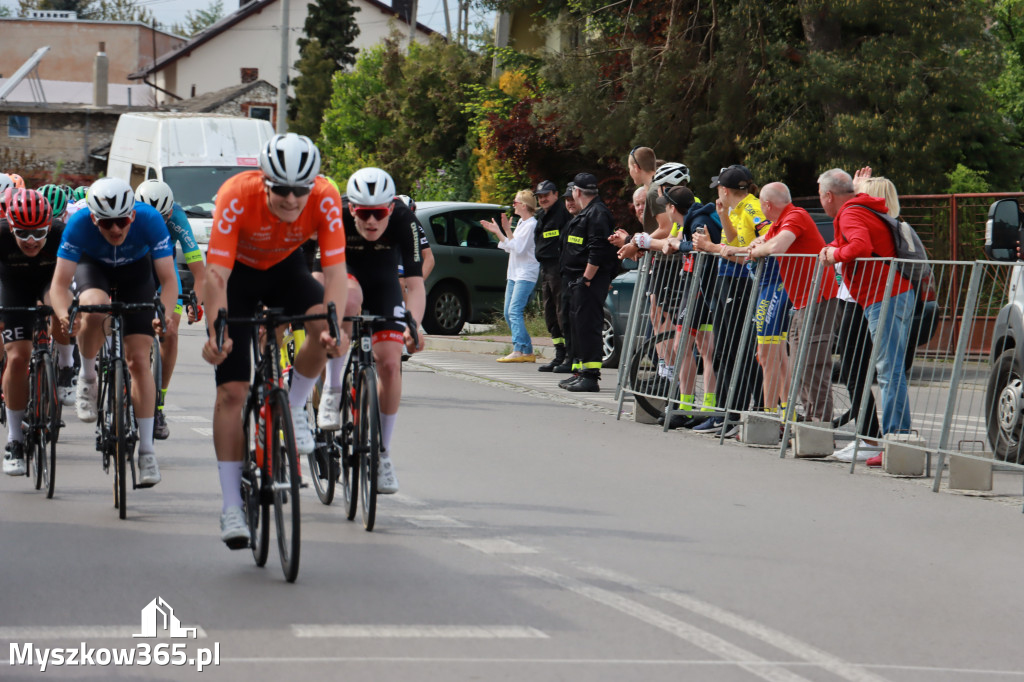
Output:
[162, 166, 253, 218]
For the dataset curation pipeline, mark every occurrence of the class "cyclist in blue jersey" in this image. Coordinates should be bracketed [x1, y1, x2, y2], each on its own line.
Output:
[135, 180, 207, 440]
[49, 177, 179, 487]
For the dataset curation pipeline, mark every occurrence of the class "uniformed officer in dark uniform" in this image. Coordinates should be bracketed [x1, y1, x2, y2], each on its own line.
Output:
[532, 180, 571, 372]
[559, 173, 617, 392]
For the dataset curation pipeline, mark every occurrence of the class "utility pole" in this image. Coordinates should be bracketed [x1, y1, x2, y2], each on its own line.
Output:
[407, 0, 419, 51]
[277, 0, 290, 133]
[442, 0, 451, 41]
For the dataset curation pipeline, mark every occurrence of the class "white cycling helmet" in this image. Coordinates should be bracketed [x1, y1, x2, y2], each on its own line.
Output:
[0, 173, 13, 195]
[135, 179, 175, 218]
[87, 177, 136, 219]
[653, 162, 691, 187]
[259, 133, 320, 186]
[347, 167, 396, 207]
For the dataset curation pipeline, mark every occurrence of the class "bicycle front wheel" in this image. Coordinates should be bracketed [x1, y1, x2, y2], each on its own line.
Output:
[38, 355, 58, 498]
[357, 367, 380, 532]
[270, 389, 301, 582]
[627, 331, 677, 420]
[242, 400, 269, 567]
[340, 365, 358, 521]
[307, 383, 336, 505]
[113, 363, 128, 519]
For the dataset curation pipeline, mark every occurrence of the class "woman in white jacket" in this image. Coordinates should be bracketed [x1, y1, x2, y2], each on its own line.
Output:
[480, 189, 540, 362]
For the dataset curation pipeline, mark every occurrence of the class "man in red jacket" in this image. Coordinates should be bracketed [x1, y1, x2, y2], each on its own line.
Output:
[750, 182, 840, 423]
[817, 168, 914, 437]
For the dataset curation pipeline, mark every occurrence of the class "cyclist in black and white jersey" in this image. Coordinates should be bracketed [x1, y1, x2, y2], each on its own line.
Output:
[315, 168, 425, 494]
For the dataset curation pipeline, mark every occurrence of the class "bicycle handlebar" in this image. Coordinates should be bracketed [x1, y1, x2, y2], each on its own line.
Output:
[0, 304, 55, 317]
[343, 310, 420, 348]
[214, 303, 342, 353]
[68, 296, 166, 336]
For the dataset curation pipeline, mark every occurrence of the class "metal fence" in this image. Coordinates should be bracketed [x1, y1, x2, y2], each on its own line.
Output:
[615, 248, 1024, 508]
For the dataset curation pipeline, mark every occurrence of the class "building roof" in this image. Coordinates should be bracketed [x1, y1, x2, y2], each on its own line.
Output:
[0, 16, 183, 40]
[0, 78, 154, 107]
[129, 0, 437, 80]
[161, 79, 277, 113]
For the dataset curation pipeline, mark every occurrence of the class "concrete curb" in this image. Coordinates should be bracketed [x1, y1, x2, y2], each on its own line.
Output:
[423, 335, 555, 359]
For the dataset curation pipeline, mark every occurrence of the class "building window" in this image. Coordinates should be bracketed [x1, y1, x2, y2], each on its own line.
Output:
[249, 106, 272, 122]
[8, 115, 29, 138]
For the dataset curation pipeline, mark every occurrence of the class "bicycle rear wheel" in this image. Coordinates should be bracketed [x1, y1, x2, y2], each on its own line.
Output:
[113, 363, 128, 519]
[340, 365, 358, 520]
[307, 383, 336, 505]
[357, 367, 380, 532]
[627, 331, 677, 420]
[31, 363, 44, 490]
[242, 401, 269, 566]
[270, 389, 301, 582]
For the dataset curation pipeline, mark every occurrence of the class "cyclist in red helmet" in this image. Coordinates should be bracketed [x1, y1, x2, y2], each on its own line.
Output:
[0, 189, 75, 475]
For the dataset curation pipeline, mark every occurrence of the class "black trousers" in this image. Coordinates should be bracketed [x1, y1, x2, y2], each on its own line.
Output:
[569, 270, 612, 374]
[560, 273, 574, 364]
[712, 274, 762, 412]
[539, 261, 564, 344]
[836, 299, 882, 438]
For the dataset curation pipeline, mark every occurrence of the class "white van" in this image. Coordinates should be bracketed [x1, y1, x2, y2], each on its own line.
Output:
[106, 112, 275, 254]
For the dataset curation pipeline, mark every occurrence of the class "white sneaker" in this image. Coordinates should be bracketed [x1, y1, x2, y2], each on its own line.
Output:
[377, 456, 399, 494]
[290, 403, 315, 455]
[75, 376, 98, 423]
[317, 389, 342, 430]
[220, 506, 250, 549]
[58, 367, 76, 407]
[832, 440, 874, 462]
[137, 453, 162, 487]
[3, 441, 26, 476]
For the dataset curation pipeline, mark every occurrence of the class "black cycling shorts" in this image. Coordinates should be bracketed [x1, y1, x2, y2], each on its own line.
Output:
[0, 278, 49, 344]
[74, 254, 157, 337]
[348, 261, 406, 342]
[215, 249, 325, 386]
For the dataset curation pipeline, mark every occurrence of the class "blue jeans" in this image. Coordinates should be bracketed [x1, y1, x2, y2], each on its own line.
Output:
[504, 279, 536, 354]
[863, 290, 914, 435]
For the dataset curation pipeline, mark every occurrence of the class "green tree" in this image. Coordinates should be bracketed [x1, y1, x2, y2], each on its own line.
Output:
[91, 0, 153, 22]
[0, 4, 11, 17]
[289, 0, 360, 139]
[172, 0, 223, 37]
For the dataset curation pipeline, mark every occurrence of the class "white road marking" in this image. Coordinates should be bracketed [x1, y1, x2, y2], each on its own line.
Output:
[515, 565, 816, 682]
[165, 415, 211, 423]
[161, 404, 186, 412]
[291, 625, 547, 639]
[390, 493, 428, 507]
[573, 562, 889, 682]
[191, 428, 214, 437]
[456, 538, 538, 554]
[402, 514, 467, 528]
[0, 626, 207, 639]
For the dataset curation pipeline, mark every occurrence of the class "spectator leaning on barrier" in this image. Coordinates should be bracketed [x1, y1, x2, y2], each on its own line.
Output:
[751, 182, 841, 423]
[558, 173, 617, 393]
[818, 168, 914, 441]
[533, 180, 571, 372]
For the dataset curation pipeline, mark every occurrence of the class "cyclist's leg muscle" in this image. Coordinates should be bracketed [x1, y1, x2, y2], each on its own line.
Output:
[213, 381, 248, 462]
[2, 340, 32, 410]
[373, 340, 403, 414]
[125, 333, 156, 419]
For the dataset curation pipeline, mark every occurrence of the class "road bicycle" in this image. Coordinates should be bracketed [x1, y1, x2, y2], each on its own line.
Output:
[0, 304, 63, 498]
[150, 289, 201, 416]
[68, 295, 165, 519]
[214, 303, 341, 583]
[315, 311, 418, 532]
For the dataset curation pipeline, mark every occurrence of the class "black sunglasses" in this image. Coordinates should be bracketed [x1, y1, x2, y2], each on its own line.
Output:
[353, 206, 390, 221]
[266, 182, 312, 198]
[97, 216, 131, 230]
[629, 145, 642, 165]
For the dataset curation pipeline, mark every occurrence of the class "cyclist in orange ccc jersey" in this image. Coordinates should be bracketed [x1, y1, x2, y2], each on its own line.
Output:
[201, 133, 348, 549]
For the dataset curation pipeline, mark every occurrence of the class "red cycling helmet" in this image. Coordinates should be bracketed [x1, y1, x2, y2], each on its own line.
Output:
[7, 188, 52, 229]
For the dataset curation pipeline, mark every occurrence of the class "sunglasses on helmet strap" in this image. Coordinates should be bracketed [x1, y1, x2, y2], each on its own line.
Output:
[352, 206, 390, 221]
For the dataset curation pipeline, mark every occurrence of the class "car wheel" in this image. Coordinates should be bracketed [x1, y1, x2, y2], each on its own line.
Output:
[986, 348, 1024, 464]
[424, 283, 467, 335]
[602, 309, 620, 368]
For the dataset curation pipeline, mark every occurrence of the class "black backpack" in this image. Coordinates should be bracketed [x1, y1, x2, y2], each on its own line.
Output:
[843, 204, 933, 292]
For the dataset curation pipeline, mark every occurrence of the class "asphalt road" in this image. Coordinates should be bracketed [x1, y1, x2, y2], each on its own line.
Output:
[2, 327, 1024, 681]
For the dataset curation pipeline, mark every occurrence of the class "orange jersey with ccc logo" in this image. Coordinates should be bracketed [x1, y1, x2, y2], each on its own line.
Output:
[207, 171, 346, 270]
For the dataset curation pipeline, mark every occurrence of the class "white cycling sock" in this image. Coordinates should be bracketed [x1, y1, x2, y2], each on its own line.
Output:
[54, 342, 75, 369]
[288, 369, 316, 408]
[7, 409, 24, 443]
[137, 417, 155, 455]
[80, 356, 97, 382]
[380, 412, 397, 456]
[324, 355, 347, 393]
[218, 461, 244, 511]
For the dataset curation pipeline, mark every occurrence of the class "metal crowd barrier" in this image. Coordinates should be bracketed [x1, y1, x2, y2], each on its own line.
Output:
[615, 249, 1024, 509]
